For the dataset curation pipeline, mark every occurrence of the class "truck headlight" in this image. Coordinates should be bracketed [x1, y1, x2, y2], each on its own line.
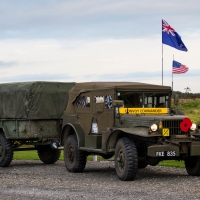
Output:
[190, 123, 197, 131]
[150, 124, 158, 132]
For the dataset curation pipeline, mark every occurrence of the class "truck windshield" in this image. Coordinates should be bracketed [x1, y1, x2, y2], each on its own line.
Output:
[118, 92, 170, 108]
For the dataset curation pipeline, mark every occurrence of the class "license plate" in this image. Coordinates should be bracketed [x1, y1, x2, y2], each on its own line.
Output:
[155, 151, 176, 157]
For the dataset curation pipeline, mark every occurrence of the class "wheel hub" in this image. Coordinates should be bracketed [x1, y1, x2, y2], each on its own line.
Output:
[117, 149, 125, 170]
[68, 146, 75, 163]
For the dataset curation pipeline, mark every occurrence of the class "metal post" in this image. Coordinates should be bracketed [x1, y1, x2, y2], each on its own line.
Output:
[162, 44, 163, 85]
[93, 155, 97, 161]
[172, 54, 174, 92]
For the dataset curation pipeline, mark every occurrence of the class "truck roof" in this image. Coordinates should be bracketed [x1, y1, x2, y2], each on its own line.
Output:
[68, 82, 171, 103]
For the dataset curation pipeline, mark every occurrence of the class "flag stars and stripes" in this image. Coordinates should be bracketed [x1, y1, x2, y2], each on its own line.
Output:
[172, 60, 189, 74]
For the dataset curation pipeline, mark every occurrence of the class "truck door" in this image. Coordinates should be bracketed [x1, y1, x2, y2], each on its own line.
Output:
[92, 89, 114, 134]
[74, 92, 92, 135]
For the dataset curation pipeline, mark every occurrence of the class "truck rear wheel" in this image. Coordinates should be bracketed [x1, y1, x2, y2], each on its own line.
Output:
[0, 133, 13, 167]
[115, 137, 138, 181]
[185, 156, 200, 176]
[64, 134, 87, 172]
[37, 145, 61, 164]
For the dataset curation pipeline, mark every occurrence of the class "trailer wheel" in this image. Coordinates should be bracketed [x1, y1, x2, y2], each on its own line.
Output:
[64, 134, 87, 172]
[37, 145, 61, 164]
[185, 156, 200, 176]
[115, 137, 138, 181]
[0, 133, 13, 167]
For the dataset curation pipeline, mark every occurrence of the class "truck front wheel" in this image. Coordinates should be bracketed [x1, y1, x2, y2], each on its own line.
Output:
[37, 145, 61, 164]
[64, 134, 87, 173]
[115, 137, 138, 181]
[185, 156, 200, 176]
[0, 133, 13, 167]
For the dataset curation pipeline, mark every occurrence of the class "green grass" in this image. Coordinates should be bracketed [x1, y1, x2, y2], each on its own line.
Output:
[158, 160, 185, 168]
[13, 150, 99, 161]
[13, 150, 39, 160]
[14, 151, 185, 169]
[172, 99, 200, 124]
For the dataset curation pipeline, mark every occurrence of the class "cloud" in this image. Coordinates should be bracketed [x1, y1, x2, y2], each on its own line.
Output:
[0, 37, 199, 93]
[1, 67, 199, 93]
[0, 61, 17, 68]
[0, 1, 200, 93]
[1, 0, 200, 39]
[0, 72, 72, 83]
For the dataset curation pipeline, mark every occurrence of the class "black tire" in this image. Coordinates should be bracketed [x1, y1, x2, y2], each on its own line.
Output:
[185, 156, 200, 176]
[115, 137, 138, 181]
[0, 132, 13, 167]
[64, 134, 87, 173]
[37, 145, 61, 164]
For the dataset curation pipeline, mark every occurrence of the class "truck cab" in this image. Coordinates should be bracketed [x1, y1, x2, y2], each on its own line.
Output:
[62, 82, 200, 181]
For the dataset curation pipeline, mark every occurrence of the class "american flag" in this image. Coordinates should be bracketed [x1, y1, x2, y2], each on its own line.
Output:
[172, 60, 188, 74]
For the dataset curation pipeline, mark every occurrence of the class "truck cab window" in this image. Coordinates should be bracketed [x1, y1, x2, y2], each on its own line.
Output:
[76, 96, 90, 107]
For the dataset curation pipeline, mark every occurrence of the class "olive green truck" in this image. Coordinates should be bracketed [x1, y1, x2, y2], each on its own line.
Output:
[1, 81, 200, 181]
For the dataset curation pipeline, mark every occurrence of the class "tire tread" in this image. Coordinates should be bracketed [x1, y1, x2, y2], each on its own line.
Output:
[115, 137, 138, 181]
[0, 133, 13, 167]
[65, 134, 87, 173]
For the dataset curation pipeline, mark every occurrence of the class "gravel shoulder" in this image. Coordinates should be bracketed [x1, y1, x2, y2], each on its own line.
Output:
[0, 160, 200, 200]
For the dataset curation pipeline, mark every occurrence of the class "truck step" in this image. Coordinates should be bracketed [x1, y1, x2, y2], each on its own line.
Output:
[80, 147, 104, 153]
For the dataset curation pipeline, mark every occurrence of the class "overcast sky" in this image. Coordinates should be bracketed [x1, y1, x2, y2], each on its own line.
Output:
[0, 0, 200, 92]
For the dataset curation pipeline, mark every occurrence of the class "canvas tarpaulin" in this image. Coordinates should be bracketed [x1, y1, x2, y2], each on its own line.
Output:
[0, 81, 75, 119]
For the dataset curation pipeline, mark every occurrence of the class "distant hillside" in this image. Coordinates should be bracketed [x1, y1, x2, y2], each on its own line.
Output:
[172, 91, 200, 99]
[171, 98, 200, 124]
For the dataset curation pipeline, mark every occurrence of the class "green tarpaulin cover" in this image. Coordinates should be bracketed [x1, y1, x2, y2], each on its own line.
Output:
[0, 81, 75, 119]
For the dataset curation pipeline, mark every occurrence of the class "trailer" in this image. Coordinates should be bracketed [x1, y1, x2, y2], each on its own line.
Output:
[0, 81, 75, 166]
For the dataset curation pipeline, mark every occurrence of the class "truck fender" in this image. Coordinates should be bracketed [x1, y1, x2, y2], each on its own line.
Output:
[117, 127, 151, 137]
[106, 127, 151, 153]
[61, 123, 85, 148]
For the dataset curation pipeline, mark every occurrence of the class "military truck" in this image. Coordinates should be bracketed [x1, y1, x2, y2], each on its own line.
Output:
[0, 81, 75, 167]
[61, 82, 200, 181]
[1, 81, 200, 181]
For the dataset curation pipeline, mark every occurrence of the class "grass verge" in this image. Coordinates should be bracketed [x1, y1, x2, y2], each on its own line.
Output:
[13, 151, 185, 169]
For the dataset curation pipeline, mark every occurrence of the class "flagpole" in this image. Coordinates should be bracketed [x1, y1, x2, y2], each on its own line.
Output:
[162, 19, 163, 85]
[162, 42, 163, 86]
[172, 54, 174, 92]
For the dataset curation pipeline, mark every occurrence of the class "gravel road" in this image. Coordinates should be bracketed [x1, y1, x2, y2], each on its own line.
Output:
[0, 160, 200, 200]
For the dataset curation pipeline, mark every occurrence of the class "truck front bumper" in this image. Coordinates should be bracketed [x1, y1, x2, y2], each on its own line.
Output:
[147, 142, 200, 157]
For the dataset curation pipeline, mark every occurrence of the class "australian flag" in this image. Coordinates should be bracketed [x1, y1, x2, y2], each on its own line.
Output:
[162, 19, 188, 52]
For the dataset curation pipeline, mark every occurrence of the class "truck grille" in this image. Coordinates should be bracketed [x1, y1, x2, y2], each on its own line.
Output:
[162, 120, 190, 136]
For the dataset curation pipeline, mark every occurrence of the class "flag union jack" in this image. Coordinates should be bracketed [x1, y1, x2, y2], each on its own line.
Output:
[162, 19, 188, 52]
[162, 20, 175, 36]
